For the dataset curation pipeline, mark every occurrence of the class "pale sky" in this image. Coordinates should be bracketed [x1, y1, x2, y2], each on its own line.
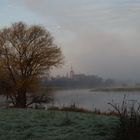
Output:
[1, 0, 140, 81]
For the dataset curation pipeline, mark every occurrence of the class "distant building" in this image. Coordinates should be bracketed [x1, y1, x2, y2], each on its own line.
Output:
[70, 66, 75, 78]
[73, 74, 86, 80]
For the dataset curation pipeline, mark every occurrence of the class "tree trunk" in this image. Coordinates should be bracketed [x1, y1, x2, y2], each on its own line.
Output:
[15, 89, 27, 108]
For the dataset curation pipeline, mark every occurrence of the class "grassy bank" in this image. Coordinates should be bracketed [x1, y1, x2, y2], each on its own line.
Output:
[0, 109, 118, 140]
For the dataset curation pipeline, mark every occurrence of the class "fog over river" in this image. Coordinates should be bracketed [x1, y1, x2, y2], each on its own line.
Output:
[48, 89, 140, 112]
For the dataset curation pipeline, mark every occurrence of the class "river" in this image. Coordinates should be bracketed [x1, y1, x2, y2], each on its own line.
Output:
[48, 89, 140, 112]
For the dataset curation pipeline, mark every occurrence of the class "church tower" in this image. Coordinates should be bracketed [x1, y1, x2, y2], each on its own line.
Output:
[70, 66, 74, 78]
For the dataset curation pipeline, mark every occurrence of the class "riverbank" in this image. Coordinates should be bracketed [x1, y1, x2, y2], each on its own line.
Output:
[0, 109, 118, 140]
[91, 87, 140, 92]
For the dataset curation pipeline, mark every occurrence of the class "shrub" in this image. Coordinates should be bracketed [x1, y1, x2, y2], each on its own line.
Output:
[108, 95, 140, 140]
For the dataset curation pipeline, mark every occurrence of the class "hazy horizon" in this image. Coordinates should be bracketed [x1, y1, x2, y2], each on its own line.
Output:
[1, 0, 140, 82]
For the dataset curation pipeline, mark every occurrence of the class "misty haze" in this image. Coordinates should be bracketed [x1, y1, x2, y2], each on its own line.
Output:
[0, 0, 140, 140]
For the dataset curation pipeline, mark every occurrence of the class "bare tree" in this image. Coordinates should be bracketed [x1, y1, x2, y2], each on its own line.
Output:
[0, 22, 63, 108]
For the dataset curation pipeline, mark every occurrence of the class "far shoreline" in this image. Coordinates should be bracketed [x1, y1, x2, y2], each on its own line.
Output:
[91, 87, 140, 92]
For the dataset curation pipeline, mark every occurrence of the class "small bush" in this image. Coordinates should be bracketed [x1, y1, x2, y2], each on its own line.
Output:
[109, 95, 140, 140]
[48, 103, 91, 113]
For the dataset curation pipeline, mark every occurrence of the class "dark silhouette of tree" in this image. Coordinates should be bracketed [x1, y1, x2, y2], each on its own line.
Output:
[0, 22, 63, 108]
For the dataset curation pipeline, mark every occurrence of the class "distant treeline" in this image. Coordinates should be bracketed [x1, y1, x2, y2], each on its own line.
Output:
[43, 74, 115, 89]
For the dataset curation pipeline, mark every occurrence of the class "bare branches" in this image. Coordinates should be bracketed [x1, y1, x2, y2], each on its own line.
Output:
[0, 22, 63, 108]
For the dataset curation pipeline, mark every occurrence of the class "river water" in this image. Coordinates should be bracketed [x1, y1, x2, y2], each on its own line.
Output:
[49, 89, 140, 112]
